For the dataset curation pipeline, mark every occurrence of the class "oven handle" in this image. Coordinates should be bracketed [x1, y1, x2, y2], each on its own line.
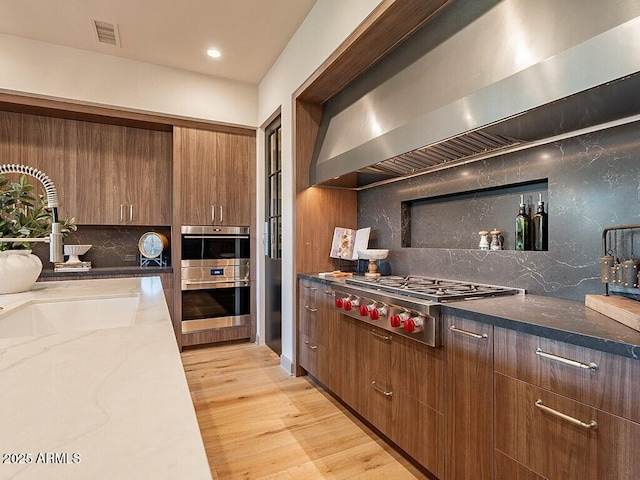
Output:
[182, 279, 250, 291]
[182, 235, 249, 240]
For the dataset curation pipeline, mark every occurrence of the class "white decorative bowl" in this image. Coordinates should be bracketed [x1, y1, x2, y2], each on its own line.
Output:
[64, 244, 92, 263]
[357, 249, 389, 260]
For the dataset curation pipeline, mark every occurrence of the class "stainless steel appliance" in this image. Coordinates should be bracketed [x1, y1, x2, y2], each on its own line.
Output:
[333, 275, 523, 347]
[181, 226, 250, 339]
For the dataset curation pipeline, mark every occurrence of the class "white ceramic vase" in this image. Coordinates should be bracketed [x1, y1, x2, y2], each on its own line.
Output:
[0, 250, 43, 294]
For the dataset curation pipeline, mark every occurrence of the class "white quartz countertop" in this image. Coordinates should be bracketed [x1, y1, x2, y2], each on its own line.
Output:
[0, 277, 212, 479]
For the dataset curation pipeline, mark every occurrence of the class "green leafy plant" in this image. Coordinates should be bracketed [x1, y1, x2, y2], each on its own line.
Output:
[0, 174, 76, 251]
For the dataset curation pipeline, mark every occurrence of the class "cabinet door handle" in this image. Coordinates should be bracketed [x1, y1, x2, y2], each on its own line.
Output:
[303, 285, 317, 290]
[129, 204, 134, 222]
[304, 305, 318, 312]
[371, 381, 393, 398]
[304, 340, 318, 350]
[211, 205, 215, 223]
[449, 325, 488, 340]
[120, 204, 124, 222]
[370, 330, 392, 342]
[535, 399, 598, 430]
[324, 290, 333, 295]
[220, 205, 223, 223]
[535, 347, 599, 371]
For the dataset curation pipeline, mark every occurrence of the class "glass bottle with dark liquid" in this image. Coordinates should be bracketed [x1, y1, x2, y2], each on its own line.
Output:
[532, 193, 548, 251]
[514, 194, 530, 250]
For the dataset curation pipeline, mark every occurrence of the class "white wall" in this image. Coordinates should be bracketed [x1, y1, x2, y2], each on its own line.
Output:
[0, 33, 258, 127]
[257, 0, 383, 373]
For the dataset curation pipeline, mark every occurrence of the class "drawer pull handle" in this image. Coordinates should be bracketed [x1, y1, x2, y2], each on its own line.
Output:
[303, 285, 317, 291]
[304, 340, 318, 350]
[324, 290, 333, 295]
[371, 330, 392, 342]
[449, 325, 488, 340]
[371, 381, 393, 398]
[535, 347, 598, 371]
[304, 305, 318, 312]
[535, 399, 598, 430]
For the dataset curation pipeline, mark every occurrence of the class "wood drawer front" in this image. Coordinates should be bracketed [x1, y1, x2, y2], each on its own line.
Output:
[391, 389, 444, 478]
[338, 358, 361, 411]
[299, 333, 319, 376]
[299, 280, 319, 339]
[495, 451, 545, 480]
[336, 314, 359, 362]
[495, 373, 640, 480]
[394, 333, 444, 412]
[362, 371, 394, 438]
[494, 327, 640, 423]
[317, 287, 337, 346]
[355, 324, 395, 378]
[361, 366, 444, 476]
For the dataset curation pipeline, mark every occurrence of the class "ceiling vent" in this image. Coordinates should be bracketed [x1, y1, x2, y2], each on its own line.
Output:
[91, 18, 121, 47]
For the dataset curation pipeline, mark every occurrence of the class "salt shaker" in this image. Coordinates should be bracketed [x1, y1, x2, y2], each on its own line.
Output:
[478, 230, 490, 250]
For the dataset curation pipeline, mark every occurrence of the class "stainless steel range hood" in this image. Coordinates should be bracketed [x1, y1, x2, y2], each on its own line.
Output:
[311, 0, 640, 190]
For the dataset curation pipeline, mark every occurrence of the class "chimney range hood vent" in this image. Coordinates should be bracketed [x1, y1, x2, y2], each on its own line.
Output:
[311, 2, 640, 190]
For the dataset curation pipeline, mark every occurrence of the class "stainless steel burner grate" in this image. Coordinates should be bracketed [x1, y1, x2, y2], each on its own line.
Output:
[345, 275, 521, 302]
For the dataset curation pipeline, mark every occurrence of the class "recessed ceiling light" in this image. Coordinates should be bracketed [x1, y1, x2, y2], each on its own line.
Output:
[206, 49, 221, 58]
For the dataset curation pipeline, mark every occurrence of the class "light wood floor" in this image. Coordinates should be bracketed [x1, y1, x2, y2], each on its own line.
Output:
[181, 342, 430, 480]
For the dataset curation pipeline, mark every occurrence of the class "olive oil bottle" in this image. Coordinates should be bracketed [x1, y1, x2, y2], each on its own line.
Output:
[532, 193, 548, 251]
[514, 195, 530, 250]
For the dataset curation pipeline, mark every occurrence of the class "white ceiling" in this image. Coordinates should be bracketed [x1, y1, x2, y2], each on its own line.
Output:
[0, 0, 317, 85]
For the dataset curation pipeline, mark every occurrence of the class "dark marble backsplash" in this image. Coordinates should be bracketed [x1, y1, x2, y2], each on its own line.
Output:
[32, 226, 171, 268]
[358, 121, 640, 302]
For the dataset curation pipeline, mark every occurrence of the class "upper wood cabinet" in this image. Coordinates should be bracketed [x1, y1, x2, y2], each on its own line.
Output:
[176, 127, 255, 226]
[0, 112, 78, 222]
[75, 122, 172, 225]
[0, 111, 172, 226]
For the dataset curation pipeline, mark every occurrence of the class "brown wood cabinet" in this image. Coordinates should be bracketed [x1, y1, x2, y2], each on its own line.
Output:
[1, 112, 77, 221]
[494, 372, 640, 479]
[298, 278, 444, 478]
[494, 327, 640, 479]
[75, 121, 172, 225]
[298, 279, 341, 392]
[494, 327, 640, 423]
[176, 127, 254, 226]
[0, 111, 172, 226]
[444, 314, 494, 480]
[298, 279, 322, 378]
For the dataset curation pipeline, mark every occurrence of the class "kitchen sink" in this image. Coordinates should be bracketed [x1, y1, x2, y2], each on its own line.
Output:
[0, 295, 139, 338]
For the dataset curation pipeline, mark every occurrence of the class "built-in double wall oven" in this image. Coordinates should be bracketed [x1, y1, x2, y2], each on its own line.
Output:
[181, 226, 250, 339]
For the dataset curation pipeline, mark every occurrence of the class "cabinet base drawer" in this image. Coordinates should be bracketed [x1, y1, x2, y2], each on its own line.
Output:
[495, 373, 640, 480]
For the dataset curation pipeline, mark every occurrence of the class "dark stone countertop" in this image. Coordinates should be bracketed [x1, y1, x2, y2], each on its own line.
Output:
[298, 273, 640, 361]
[39, 266, 173, 279]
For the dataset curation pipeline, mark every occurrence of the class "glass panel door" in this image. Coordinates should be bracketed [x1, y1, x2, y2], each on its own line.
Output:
[265, 116, 282, 355]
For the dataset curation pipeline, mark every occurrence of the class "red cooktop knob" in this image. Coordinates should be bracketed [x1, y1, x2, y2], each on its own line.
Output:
[404, 318, 416, 333]
[359, 305, 369, 316]
[335, 298, 344, 308]
[344, 300, 352, 311]
[390, 314, 401, 328]
[369, 308, 380, 320]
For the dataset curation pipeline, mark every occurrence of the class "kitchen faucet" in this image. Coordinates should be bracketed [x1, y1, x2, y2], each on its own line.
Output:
[0, 164, 64, 263]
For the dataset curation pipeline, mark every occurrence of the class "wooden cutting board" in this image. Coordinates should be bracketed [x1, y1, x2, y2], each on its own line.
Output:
[585, 294, 640, 332]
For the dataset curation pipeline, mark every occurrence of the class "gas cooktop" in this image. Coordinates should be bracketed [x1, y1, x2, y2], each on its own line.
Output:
[344, 275, 522, 302]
